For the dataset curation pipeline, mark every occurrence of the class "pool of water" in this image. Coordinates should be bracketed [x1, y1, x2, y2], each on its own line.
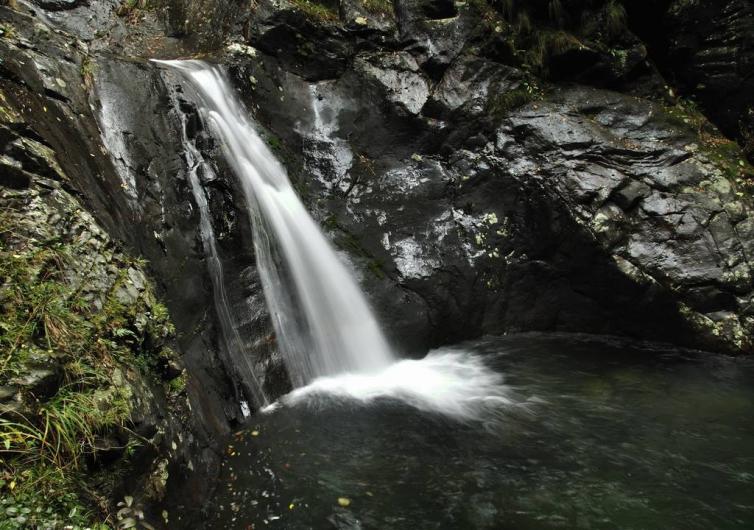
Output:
[196, 334, 754, 529]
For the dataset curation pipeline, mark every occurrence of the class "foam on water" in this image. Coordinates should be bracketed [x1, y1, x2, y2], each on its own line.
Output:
[274, 348, 515, 421]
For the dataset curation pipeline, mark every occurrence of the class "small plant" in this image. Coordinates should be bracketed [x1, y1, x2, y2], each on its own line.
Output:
[487, 81, 542, 118]
[116, 0, 152, 23]
[81, 56, 96, 91]
[0, 21, 16, 40]
[116, 495, 156, 530]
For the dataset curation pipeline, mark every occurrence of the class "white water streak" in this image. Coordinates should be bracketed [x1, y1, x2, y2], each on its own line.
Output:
[155, 60, 393, 386]
[173, 106, 268, 406]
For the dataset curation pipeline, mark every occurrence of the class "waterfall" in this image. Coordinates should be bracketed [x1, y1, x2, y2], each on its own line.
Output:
[155, 60, 394, 387]
[173, 104, 268, 410]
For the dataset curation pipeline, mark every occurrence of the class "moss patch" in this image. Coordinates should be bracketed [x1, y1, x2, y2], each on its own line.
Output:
[289, 0, 339, 22]
[323, 214, 386, 279]
[487, 80, 543, 119]
[80, 56, 96, 92]
[361, 0, 394, 16]
[661, 99, 754, 191]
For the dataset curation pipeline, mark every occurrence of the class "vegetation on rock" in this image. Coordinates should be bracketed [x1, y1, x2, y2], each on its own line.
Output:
[0, 95, 187, 528]
[661, 99, 754, 191]
[289, 0, 339, 22]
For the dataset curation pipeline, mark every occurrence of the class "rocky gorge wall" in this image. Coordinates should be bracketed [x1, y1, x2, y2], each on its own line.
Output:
[0, 2, 276, 525]
[0, 60, 198, 526]
[222, 0, 754, 356]
[1, 0, 754, 526]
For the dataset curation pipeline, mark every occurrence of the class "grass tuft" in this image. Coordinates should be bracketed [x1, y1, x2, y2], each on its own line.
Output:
[362, 0, 393, 16]
[289, 0, 339, 21]
[0, 198, 179, 526]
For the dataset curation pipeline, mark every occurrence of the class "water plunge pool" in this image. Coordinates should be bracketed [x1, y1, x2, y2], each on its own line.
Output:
[189, 334, 754, 529]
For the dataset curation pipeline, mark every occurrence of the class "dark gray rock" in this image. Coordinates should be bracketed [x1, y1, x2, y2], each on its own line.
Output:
[631, 0, 754, 157]
[425, 55, 525, 117]
[31, 0, 83, 10]
[354, 51, 429, 115]
[339, 0, 397, 34]
[10, 368, 60, 399]
[243, 0, 353, 81]
[612, 180, 651, 210]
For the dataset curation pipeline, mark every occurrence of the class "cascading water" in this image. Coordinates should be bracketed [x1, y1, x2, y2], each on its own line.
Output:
[155, 60, 394, 387]
[172, 105, 268, 410]
[155, 60, 510, 420]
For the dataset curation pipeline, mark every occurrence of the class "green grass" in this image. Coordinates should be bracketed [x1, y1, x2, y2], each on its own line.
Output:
[0, 464, 108, 529]
[289, 0, 339, 21]
[361, 0, 393, 16]
[0, 205, 180, 526]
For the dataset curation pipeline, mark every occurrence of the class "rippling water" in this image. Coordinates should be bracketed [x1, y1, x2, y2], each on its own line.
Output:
[190, 334, 754, 529]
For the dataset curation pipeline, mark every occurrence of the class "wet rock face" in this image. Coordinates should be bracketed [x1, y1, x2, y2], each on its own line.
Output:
[497, 89, 754, 352]
[0, 100, 201, 517]
[630, 0, 754, 159]
[424, 55, 524, 118]
[225, 0, 754, 354]
[31, 0, 82, 10]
